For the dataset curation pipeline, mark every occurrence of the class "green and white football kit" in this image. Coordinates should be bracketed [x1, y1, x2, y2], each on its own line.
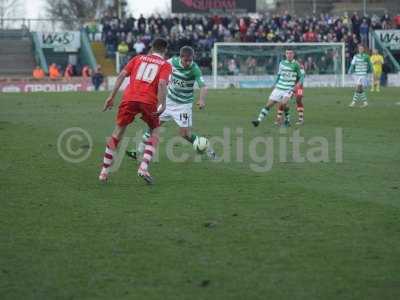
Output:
[348, 53, 372, 107]
[349, 53, 372, 88]
[160, 56, 206, 127]
[269, 60, 303, 102]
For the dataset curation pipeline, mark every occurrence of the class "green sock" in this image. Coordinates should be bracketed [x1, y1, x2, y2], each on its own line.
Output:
[188, 134, 197, 144]
[359, 91, 367, 102]
[353, 92, 360, 102]
[257, 107, 269, 122]
[143, 130, 151, 141]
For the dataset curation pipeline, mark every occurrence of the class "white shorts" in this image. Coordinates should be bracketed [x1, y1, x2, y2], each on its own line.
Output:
[160, 97, 193, 128]
[354, 75, 369, 88]
[269, 88, 293, 103]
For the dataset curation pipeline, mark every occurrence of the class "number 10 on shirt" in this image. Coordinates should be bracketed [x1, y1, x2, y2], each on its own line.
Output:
[135, 62, 159, 83]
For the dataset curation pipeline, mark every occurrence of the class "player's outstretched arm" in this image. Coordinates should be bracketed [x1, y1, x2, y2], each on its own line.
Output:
[347, 64, 354, 74]
[296, 64, 304, 88]
[194, 66, 207, 109]
[367, 57, 373, 74]
[103, 69, 128, 111]
[348, 57, 355, 74]
[155, 79, 168, 116]
[272, 72, 281, 89]
[197, 86, 208, 109]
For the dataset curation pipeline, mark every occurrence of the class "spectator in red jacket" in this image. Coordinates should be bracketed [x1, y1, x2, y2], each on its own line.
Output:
[81, 65, 91, 78]
[239, 18, 247, 42]
[64, 64, 74, 80]
[303, 28, 317, 42]
[394, 14, 400, 29]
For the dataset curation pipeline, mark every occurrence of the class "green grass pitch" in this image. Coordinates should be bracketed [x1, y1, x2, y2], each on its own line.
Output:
[1, 88, 400, 299]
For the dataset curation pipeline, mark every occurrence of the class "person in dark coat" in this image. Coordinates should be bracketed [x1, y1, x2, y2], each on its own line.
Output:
[92, 65, 104, 91]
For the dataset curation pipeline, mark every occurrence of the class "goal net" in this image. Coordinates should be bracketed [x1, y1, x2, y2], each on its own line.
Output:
[212, 42, 346, 89]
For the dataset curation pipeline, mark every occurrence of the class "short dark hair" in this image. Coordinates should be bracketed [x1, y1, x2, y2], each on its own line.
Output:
[180, 46, 194, 57]
[152, 38, 168, 52]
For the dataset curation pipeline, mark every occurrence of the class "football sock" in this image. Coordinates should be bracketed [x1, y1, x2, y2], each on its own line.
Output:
[297, 103, 304, 121]
[277, 109, 283, 122]
[188, 134, 198, 144]
[284, 106, 290, 123]
[139, 136, 159, 172]
[101, 136, 120, 174]
[257, 107, 269, 122]
[359, 91, 367, 102]
[353, 92, 360, 102]
[137, 130, 151, 153]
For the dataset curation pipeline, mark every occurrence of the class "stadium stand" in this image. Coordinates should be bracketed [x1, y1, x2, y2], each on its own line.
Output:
[91, 41, 116, 76]
[92, 11, 399, 74]
[0, 29, 35, 76]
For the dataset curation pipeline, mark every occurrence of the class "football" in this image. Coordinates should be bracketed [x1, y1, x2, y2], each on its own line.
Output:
[193, 136, 209, 153]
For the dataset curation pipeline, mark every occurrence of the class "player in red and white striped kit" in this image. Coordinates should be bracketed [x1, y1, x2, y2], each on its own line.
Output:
[99, 38, 172, 184]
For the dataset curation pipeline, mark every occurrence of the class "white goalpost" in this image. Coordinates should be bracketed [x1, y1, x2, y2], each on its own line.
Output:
[212, 42, 346, 89]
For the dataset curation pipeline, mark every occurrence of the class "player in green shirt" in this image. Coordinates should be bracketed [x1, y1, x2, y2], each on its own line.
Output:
[252, 49, 304, 127]
[348, 44, 373, 108]
[126, 46, 216, 159]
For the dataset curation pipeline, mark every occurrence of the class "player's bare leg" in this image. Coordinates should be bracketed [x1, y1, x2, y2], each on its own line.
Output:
[180, 127, 216, 160]
[179, 126, 195, 144]
[295, 96, 304, 125]
[99, 125, 126, 182]
[252, 100, 276, 127]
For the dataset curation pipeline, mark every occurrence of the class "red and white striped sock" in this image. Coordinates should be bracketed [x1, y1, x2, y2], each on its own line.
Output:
[101, 136, 119, 174]
[297, 105, 304, 121]
[139, 136, 158, 172]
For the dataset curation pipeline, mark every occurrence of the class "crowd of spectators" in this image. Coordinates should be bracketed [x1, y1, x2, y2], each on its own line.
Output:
[87, 11, 400, 75]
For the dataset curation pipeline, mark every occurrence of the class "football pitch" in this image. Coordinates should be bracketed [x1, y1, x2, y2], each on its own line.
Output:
[1, 88, 400, 299]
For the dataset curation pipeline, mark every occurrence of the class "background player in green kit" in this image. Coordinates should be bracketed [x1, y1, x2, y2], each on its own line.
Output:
[348, 44, 373, 108]
[126, 46, 216, 159]
[252, 49, 303, 127]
